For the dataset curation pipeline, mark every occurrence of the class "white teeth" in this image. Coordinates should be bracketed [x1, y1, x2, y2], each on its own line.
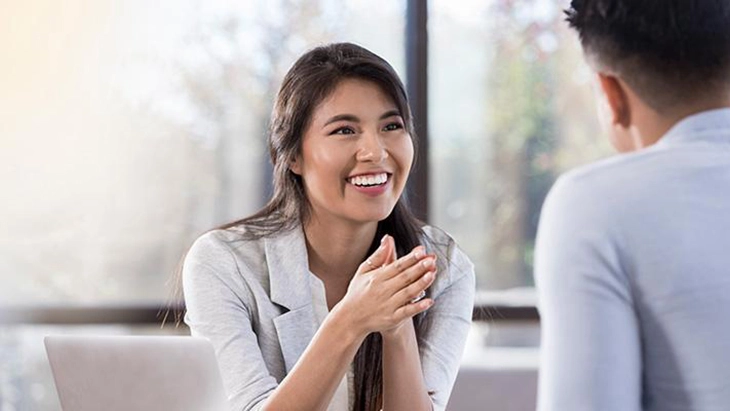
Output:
[349, 173, 388, 187]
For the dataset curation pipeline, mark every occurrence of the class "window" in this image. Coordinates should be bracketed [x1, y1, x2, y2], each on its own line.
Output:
[1, 0, 405, 305]
[2, 1, 616, 409]
[429, 0, 613, 290]
[1, 2, 404, 409]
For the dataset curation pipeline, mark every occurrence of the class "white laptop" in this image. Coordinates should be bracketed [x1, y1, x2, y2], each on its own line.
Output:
[44, 335, 228, 411]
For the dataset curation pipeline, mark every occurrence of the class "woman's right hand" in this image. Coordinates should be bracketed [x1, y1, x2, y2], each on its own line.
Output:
[333, 234, 437, 337]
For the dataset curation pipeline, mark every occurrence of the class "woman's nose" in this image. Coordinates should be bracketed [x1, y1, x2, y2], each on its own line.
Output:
[355, 132, 388, 163]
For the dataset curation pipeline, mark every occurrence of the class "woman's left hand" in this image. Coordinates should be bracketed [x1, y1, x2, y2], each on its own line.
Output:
[333, 235, 437, 338]
[378, 241, 433, 341]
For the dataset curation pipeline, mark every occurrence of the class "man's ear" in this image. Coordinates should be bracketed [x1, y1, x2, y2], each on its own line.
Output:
[597, 73, 631, 128]
[289, 156, 302, 175]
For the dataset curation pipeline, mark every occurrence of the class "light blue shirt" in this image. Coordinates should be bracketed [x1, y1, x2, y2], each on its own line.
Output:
[535, 109, 730, 411]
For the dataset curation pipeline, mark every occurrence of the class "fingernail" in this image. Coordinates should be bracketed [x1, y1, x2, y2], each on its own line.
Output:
[421, 258, 435, 268]
[380, 234, 389, 244]
[413, 249, 424, 260]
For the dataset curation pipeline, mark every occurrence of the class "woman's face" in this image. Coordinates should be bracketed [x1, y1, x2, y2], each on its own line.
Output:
[291, 78, 414, 227]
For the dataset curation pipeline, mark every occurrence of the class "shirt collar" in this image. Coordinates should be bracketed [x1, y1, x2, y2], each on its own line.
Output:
[657, 107, 730, 147]
[264, 224, 311, 311]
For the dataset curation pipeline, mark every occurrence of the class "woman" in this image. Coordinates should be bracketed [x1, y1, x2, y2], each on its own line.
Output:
[182, 42, 475, 411]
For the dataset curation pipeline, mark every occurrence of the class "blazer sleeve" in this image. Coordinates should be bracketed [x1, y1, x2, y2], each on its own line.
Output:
[534, 175, 642, 411]
[418, 238, 476, 411]
[182, 232, 277, 411]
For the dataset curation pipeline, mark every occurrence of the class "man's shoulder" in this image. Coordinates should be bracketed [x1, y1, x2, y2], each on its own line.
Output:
[541, 150, 664, 231]
[560, 149, 657, 187]
[551, 145, 677, 205]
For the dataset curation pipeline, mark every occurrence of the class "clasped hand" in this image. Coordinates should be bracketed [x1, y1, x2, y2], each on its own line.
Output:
[334, 234, 437, 338]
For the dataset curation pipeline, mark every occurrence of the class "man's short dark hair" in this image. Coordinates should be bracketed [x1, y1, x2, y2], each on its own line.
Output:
[566, 0, 730, 111]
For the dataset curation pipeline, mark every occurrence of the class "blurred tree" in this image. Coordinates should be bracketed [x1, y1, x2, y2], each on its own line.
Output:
[485, 0, 560, 287]
[481, 0, 611, 288]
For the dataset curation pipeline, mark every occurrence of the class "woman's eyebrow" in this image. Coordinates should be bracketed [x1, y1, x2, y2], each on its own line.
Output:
[323, 114, 360, 127]
[379, 109, 401, 120]
[322, 110, 401, 128]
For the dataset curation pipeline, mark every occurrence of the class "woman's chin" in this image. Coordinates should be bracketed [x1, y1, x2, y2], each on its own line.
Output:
[349, 207, 396, 225]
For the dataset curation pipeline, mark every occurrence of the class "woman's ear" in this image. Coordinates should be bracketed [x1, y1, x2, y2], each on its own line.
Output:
[289, 157, 302, 175]
[597, 73, 631, 128]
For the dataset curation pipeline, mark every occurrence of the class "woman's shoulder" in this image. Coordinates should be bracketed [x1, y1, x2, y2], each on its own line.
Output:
[420, 225, 455, 247]
[420, 224, 464, 256]
[188, 226, 249, 253]
[420, 224, 474, 281]
[185, 225, 269, 270]
[186, 222, 304, 269]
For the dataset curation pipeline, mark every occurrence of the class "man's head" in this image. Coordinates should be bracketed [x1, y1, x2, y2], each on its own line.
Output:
[566, 0, 730, 150]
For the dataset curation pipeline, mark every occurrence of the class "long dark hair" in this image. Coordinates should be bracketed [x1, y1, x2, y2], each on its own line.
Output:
[175, 43, 426, 411]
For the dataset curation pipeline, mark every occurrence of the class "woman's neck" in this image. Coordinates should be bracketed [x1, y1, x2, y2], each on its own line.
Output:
[303, 215, 378, 282]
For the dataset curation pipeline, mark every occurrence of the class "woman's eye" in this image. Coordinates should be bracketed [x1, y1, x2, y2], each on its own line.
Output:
[383, 122, 403, 132]
[331, 126, 356, 135]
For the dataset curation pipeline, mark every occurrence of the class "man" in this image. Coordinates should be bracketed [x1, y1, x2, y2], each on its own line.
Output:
[535, 1, 730, 410]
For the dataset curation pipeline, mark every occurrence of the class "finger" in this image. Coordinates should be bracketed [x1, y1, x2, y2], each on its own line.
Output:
[392, 298, 434, 321]
[387, 255, 436, 290]
[380, 246, 428, 281]
[356, 234, 392, 275]
[384, 235, 397, 265]
[393, 269, 435, 305]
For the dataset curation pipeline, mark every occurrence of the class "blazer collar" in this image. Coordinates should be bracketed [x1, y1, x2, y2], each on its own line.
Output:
[264, 224, 311, 311]
[264, 224, 318, 373]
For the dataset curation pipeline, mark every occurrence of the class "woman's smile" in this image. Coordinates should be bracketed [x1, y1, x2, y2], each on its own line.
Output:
[346, 172, 392, 197]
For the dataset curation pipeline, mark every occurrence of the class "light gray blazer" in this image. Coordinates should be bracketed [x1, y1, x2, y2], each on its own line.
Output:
[183, 224, 475, 411]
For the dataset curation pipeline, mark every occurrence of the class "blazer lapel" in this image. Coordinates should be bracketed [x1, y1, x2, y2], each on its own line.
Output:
[265, 226, 317, 373]
[272, 306, 316, 373]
